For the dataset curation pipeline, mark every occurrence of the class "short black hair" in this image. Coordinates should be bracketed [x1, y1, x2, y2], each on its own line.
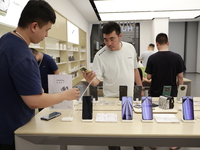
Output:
[30, 48, 39, 55]
[149, 43, 155, 48]
[102, 21, 121, 36]
[18, 0, 56, 28]
[156, 33, 168, 45]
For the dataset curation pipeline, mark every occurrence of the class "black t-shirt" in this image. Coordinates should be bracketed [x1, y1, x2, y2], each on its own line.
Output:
[145, 51, 186, 97]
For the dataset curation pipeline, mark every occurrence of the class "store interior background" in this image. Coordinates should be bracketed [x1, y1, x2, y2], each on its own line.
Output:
[47, 0, 200, 99]
[1, 0, 200, 74]
[1, 0, 200, 150]
[1, 0, 200, 99]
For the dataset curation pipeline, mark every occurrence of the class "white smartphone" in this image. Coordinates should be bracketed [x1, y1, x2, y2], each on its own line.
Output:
[177, 85, 187, 103]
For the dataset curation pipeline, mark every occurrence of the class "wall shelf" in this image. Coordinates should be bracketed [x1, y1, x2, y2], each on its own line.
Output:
[0, 11, 87, 87]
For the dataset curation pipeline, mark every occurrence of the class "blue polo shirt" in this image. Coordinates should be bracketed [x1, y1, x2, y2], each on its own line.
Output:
[0, 32, 42, 144]
[38, 53, 58, 93]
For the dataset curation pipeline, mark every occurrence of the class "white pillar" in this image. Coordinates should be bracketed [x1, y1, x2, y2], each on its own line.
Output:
[196, 22, 200, 73]
[152, 18, 169, 51]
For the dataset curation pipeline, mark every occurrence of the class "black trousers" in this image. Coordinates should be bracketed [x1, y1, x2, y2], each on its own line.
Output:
[0, 143, 15, 150]
[108, 146, 144, 150]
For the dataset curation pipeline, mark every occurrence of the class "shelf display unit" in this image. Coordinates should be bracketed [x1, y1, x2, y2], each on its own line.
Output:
[0, 11, 87, 87]
[0, 23, 14, 37]
[30, 11, 87, 86]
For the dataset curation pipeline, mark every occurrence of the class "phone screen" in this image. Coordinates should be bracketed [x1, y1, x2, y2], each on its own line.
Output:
[82, 96, 93, 120]
[122, 96, 133, 120]
[141, 97, 153, 120]
[182, 96, 194, 120]
[90, 86, 98, 101]
[40, 112, 61, 121]
[119, 85, 127, 101]
[162, 86, 172, 96]
[80, 66, 90, 73]
[133, 85, 142, 101]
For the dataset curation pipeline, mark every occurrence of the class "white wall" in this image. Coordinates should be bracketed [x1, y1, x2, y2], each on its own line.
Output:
[140, 18, 169, 54]
[46, 0, 92, 67]
[185, 22, 198, 72]
[196, 22, 200, 73]
[139, 21, 152, 55]
[169, 22, 185, 58]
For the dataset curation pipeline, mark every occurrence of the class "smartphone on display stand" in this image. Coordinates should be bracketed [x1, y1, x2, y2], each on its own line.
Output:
[133, 85, 142, 101]
[177, 85, 187, 103]
[90, 86, 98, 101]
[119, 85, 127, 101]
[141, 97, 153, 121]
[82, 96, 93, 121]
[162, 85, 172, 96]
[122, 96, 133, 122]
[40, 112, 61, 121]
[182, 96, 194, 121]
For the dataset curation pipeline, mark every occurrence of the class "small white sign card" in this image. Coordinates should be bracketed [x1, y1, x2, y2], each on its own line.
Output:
[48, 74, 73, 110]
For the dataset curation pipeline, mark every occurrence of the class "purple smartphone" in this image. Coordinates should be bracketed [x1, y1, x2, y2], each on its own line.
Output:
[141, 97, 153, 120]
[182, 96, 194, 120]
[122, 96, 133, 120]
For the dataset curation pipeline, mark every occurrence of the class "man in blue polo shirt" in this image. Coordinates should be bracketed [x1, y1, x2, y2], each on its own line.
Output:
[31, 48, 59, 111]
[31, 48, 59, 93]
[0, 1, 80, 150]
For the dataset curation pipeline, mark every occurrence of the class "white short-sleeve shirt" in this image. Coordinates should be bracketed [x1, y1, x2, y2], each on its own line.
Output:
[92, 41, 138, 97]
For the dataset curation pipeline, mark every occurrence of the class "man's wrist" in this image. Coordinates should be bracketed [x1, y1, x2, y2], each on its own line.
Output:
[142, 87, 145, 91]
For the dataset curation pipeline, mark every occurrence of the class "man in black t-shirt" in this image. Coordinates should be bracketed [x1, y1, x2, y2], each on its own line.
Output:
[145, 33, 186, 97]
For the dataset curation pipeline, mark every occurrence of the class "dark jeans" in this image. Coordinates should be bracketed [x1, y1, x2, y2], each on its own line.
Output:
[108, 146, 144, 150]
[0, 143, 15, 150]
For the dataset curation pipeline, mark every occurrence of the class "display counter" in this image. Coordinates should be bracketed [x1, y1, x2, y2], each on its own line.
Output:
[15, 97, 200, 150]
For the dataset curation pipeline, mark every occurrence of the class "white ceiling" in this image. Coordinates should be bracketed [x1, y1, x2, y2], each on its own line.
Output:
[69, 0, 200, 24]
[69, 0, 99, 24]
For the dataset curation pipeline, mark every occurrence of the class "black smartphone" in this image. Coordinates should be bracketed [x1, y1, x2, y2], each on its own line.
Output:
[122, 96, 133, 120]
[162, 85, 172, 96]
[79, 66, 90, 73]
[119, 85, 127, 101]
[141, 97, 153, 120]
[133, 85, 142, 101]
[177, 85, 187, 102]
[82, 96, 93, 120]
[40, 112, 61, 121]
[182, 96, 194, 120]
[90, 86, 98, 101]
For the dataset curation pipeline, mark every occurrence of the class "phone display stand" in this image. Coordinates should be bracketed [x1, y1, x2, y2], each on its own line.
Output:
[133, 99, 141, 105]
[93, 99, 98, 105]
[177, 100, 182, 104]
[141, 119, 153, 123]
[117, 101, 122, 106]
[122, 119, 133, 123]
[61, 117, 73, 122]
[82, 119, 93, 122]
[176, 96, 183, 104]
[181, 118, 194, 123]
[74, 100, 82, 105]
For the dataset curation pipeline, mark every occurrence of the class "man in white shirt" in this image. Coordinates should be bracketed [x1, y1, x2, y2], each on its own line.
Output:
[82, 21, 144, 150]
[140, 43, 155, 66]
